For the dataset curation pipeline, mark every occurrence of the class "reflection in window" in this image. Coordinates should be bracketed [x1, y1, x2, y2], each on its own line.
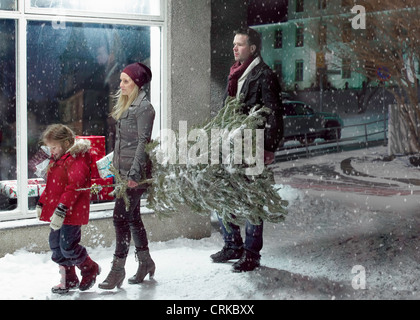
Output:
[274, 30, 282, 49]
[295, 60, 304, 82]
[295, 24, 304, 47]
[342, 22, 352, 43]
[27, 21, 152, 181]
[296, 0, 304, 12]
[342, 58, 351, 79]
[318, 0, 327, 10]
[30, 0, 160, 16]
[1, 1, 162, 217]
[284, 104, 297, 116]
[273, 61, 282, 85]
[0, 19, 16, 211]
[25, 22, 153, 210]
[0, 0, 16, 10]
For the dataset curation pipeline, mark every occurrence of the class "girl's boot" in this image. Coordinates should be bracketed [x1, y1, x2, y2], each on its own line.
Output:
[77, 255, 101, 291]
[128, 249, 156, 284]
[51, 265, 79, 294]
[98, 256, 126, 290]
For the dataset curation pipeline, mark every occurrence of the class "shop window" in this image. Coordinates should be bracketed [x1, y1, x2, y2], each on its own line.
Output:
[0, 19, 16, 212]
[29, 0, 160, 17]
[0, 0, 164, 219]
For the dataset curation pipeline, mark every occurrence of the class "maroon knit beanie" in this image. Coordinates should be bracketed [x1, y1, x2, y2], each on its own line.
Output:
[122, 62, 152, 88]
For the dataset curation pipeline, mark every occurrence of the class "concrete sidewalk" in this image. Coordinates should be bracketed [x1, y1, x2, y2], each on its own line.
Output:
[272, 146, 420, 214]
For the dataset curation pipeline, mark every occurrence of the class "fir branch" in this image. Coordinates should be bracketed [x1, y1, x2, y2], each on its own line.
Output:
[143, 96, 289, 229]
[92, 96, 287, 227]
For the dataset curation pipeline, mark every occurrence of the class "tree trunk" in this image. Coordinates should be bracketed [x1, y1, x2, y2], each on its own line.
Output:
[388, 104, 420, 155]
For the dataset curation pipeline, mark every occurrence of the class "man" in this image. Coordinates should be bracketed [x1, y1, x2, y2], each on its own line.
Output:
[210, 28, 283, 272]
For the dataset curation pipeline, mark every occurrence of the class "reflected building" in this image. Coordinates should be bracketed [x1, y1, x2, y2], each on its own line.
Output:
[252, 0, 367, 92]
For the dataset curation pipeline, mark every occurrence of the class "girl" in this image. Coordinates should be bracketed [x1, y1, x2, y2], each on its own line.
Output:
[37, 124, 100, 293]
[99, 62, 155, 290]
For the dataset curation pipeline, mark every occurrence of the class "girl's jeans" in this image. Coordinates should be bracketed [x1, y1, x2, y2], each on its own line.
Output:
[49, 225, 88, 266]
[113, 188, 149, 258]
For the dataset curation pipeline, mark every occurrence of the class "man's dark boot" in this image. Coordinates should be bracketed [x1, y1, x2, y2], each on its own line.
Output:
[232, 250, 260, 272]
[210, 245, 244, 263]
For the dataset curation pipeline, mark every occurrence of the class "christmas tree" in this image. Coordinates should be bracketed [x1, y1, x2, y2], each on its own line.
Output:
[143, 96, 289, 228]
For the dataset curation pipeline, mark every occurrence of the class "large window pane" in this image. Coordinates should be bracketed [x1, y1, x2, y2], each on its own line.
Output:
[30, 0, 160, 16]
[26, 21, 153, 207]
[0, 19, 16, 212]
[0, 0, 16, 10]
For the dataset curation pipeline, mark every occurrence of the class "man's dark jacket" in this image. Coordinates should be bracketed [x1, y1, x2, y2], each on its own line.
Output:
[224, 59, 284, 152]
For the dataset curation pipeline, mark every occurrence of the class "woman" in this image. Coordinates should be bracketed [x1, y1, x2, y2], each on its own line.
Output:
[38, 124, 101, 293]
[99, 62, 156, 290]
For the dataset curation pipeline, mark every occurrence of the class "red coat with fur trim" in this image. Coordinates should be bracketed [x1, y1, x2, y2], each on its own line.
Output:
[39, 139, 92, 226]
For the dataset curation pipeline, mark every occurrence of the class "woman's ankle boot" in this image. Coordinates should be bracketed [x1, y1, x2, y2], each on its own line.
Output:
[128, 249, 156, 284]
[98, 255, 126, 290]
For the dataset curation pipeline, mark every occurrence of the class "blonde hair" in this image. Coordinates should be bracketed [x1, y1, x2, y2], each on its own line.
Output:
[110, 86, 140, 120]
[41, 124, 75, 152]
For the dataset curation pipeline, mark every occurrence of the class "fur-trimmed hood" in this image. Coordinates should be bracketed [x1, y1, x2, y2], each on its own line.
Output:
[39, 137, 92, 226]
[67, 138, 91, 157]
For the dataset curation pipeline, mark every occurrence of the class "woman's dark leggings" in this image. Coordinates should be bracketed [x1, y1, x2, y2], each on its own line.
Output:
[113, 188, 149, 258]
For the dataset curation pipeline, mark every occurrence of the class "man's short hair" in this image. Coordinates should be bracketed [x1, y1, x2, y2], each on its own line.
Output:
[234, 28, 262, 56]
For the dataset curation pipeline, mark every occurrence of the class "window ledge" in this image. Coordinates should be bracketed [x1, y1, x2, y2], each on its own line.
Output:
[0, 206, 154, 230]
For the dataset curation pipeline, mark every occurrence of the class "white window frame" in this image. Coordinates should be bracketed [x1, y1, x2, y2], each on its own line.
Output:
[0, 0, 167, 221]
[25, 0, 164, 22]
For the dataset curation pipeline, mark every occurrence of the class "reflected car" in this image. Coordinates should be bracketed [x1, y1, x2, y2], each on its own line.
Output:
[281, 101, 343, 145]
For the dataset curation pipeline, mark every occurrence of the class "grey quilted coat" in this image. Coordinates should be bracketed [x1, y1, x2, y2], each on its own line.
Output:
[113, 90, 155, 187]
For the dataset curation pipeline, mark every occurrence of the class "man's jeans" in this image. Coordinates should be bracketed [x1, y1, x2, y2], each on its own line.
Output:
[49, 225, 88, 266]
[218, 216, 263, 257]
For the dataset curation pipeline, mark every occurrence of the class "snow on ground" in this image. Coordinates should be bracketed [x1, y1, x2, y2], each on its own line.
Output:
[0, 147, 419, 300]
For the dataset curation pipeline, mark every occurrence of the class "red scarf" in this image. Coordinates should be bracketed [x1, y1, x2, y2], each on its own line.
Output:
[227, 56, 256, 97]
